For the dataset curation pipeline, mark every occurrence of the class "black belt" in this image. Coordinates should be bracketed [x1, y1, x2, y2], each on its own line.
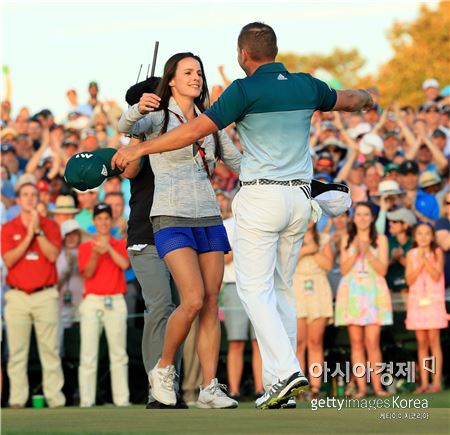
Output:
[14, 285, 54, 293]
[240, 179, 310, 186]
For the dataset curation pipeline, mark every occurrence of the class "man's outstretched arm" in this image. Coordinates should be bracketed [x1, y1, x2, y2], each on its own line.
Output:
[111, 114, 218, 170]
[333, 89, 373, 112]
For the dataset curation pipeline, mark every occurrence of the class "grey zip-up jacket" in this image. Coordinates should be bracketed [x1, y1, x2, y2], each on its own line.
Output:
[118, 97, 242, 218]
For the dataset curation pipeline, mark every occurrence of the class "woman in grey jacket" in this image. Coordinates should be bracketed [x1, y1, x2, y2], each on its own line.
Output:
[118, 52, 241, 408]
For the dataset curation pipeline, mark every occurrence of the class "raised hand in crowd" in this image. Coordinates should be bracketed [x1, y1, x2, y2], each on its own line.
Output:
[218, 65, 232, 88]
[415, 131, 448, 174]
[25, 128, 51, 175]
[372, 104, 390, 134]
[333, 111, 359, 151]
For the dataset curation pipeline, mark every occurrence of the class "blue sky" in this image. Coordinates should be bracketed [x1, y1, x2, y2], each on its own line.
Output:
[1, 0, 440, 119]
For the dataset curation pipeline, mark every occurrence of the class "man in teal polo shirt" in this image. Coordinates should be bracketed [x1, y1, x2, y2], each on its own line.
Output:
[112, 22, 373, 409]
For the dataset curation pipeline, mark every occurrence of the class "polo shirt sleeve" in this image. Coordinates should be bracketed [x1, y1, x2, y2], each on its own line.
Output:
[112, 239, 128, 258]
[204, 80, 248, 129]
[311, 76, 337, 112]
[1, 223, 14, 256]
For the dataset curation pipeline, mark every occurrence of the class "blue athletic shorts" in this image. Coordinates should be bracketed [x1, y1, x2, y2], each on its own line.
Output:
[154, 225, 231, 259]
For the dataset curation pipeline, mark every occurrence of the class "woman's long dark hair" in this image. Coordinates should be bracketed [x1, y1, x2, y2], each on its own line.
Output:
[346, 202, 378, 250]
[155, 52, 221, 160]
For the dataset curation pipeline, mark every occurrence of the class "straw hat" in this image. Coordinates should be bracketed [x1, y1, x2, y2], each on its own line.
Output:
[53, 195, 79, 214]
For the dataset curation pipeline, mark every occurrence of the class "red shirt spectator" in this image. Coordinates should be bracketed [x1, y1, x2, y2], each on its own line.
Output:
[2, 210, 61, 293]
[78, 237, 127, 296]
[78, 203, 128, 296]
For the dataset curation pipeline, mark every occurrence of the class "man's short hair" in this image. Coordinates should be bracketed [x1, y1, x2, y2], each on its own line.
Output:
[17, 182, 39, 197]
[238, 22, 278, 61]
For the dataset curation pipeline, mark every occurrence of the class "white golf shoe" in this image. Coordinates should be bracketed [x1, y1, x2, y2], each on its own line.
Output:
[196, 378, 238, 409]
[148, 359, 177, 406]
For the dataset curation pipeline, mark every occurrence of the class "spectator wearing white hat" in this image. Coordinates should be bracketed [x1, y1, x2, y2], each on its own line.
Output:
[373, 180, 405, 234]
[347, 122, 372, 141]
[57, 219, 83, 342]
[422, 78, 440, 104]
[359, 133, 384, 159]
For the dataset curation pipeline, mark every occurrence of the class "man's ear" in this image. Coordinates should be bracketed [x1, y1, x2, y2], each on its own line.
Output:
[240, 48, 250, 63]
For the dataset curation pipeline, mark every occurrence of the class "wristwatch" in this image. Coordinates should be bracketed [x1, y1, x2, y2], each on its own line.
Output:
[35, 229, 44, 237]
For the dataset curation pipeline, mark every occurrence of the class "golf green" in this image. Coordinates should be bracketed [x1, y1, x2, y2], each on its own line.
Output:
[2, 392, 449, 435]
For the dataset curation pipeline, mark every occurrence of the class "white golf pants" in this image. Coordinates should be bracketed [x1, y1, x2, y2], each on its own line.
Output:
[232, 183, 311, 389]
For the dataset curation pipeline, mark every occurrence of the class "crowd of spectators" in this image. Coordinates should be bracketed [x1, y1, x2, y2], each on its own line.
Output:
[1, 71, 449, 406]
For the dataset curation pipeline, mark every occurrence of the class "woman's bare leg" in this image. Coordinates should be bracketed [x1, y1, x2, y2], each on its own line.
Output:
[159, 247, 204, 368]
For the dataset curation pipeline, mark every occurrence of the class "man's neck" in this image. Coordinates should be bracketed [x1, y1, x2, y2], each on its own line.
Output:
[95, 233, 110, 241]
[246, 59, 275, 76]
[19, 210, 33, 226]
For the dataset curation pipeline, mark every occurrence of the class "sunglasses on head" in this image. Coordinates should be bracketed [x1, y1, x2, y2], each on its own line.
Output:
[388, 220, 402, 224]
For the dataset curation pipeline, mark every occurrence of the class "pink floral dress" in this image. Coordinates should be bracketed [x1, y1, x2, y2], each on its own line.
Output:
[335, 245, 393, 326]
[405, 248, 448, 331]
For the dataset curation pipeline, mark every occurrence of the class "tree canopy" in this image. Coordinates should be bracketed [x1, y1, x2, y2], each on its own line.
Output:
[375, 1, 449, 107]
[277, 1, 449, 108]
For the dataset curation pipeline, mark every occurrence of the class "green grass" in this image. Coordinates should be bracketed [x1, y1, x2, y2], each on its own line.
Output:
[2, 392, 449, 435]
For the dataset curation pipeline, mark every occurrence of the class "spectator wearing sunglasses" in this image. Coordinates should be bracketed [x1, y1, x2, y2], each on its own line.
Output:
[385, 208, 417, 300]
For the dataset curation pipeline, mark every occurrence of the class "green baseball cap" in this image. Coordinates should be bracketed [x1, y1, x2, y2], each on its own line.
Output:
[64, 148, 122, 191]
[384, 162, 400, 174]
